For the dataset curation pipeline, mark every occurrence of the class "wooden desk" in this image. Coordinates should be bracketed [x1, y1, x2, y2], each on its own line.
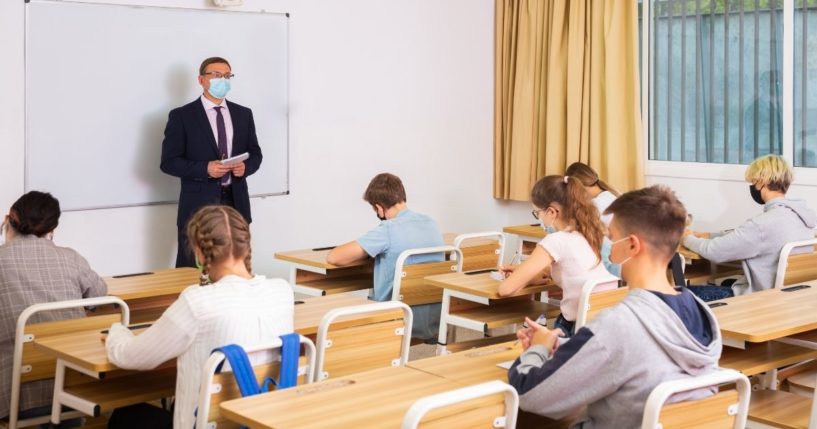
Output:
[293, 294, 386, 336]
[34, 294, 381, 423]
[408, 342, 576, 428]
[711, 280, 817, 348]
[276, 233, 502, 297]
[219, 366, 506, 429]
[502, 224, 544, 256]
[274, 247, 374, 297]
[409, 341, 520, 385]
[34, 326, 176, 422]
[103, 268, 199, 323]
[425, 271, 556, 354]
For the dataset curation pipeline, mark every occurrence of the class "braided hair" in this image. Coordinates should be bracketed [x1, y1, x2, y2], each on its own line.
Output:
[185, 205, 252, 285]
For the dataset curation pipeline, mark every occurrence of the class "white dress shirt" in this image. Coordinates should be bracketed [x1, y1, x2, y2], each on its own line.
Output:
[200, 95, 234, 184]
[105, 275, 294, 429]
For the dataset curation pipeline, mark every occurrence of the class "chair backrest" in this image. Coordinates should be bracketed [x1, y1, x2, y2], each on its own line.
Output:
[402, 380, 518, 429]
[453, 232, 505, 272]
[315, 301, 412, 381]
[641, 369, 750, 429]
[574, 276, 623, 330]
[774, 238, 817, 289]
[392, 246, 463, 306]
[10, 296, 130, 429]
[196, 335, 316, 429]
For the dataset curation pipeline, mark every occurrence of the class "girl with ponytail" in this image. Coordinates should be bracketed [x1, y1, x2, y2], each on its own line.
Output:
[498, 176, 614, 336]
[565, 162, 620, 226]
[106, 205, 294, 429]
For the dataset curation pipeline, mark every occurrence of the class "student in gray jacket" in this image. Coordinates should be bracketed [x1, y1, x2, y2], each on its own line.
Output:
[684, 154, 816, 300]
[508, 185, 722, 429]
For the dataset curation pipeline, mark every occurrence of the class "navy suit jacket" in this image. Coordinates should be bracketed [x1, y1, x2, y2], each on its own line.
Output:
[160, 98, 263, 228]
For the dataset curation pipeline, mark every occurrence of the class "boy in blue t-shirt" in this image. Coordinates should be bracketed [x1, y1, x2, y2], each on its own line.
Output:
[327, 173, 444, 340]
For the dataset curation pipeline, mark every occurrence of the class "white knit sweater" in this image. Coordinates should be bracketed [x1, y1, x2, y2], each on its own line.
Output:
[106, 275, 294, 429]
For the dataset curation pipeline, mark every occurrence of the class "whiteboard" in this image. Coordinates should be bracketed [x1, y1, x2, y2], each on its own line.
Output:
[25, 1, 289, 211]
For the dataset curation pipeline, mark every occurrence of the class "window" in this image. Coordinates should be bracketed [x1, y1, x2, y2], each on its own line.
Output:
[794, 0, 817, 167]
[644, 0, 817, 168]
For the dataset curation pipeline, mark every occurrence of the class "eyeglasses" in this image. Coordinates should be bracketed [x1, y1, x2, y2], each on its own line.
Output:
[531, 208, 546, 220]
[202, 71, 235, 80]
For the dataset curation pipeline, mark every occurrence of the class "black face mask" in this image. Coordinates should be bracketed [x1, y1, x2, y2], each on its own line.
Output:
[374, 205, 386, 221]
[749, 185, 765, 205]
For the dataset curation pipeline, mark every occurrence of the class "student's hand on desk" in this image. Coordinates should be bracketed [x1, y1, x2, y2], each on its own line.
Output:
[207, 161, 231, 178]
[231, 161, 246, 177]
[519, 317, 563, 353]
[683, 228, 710, 240]
[498, 265, 516, 278]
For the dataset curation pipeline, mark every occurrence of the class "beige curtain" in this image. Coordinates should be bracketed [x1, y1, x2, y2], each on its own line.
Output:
[494, 0, 644, 201]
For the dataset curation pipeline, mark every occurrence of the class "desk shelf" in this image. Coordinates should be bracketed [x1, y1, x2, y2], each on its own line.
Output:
[450, 300, 558, 333]
[296, 274, 373, 296]
[720, 342, 817, 377]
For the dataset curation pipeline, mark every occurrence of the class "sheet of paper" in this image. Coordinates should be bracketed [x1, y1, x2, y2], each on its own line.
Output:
[220, 152, 249, 165]
[496, 360, 514, 370]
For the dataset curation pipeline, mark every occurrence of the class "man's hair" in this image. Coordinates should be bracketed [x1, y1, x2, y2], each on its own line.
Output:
[199, 57, 231, 76]
[604, 185, 687, 261]
[744, 154, 793, 193]
[363, 173, 407, 209]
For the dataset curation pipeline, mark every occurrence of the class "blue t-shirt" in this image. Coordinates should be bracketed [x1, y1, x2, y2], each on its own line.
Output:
[649, 288, 713, 346]
[356, 209, 444, 302]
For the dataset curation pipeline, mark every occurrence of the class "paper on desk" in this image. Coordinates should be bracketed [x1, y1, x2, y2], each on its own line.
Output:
[220, 152, 249, 165]
[496, 360, 514, 370]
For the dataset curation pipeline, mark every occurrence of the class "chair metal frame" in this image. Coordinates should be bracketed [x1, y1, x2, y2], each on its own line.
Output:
[314, 301, 413, 382]
[574, 275, 622, 330]
[9, 296, 129, 428]
[195, 335, 316, 429]
[641, 369, 750, 429]
[401, 380, 519, 429]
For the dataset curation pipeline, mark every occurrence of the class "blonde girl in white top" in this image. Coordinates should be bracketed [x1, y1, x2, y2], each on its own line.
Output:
[565, 162, 621, 226]
[106, 205, 294, 429]
[498, 176, 612, 337]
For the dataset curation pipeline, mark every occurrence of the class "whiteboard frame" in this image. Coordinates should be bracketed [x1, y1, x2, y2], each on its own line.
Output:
[23, 0, 290, 212]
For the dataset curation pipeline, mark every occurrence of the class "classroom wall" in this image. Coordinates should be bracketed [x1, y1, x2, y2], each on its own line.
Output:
[0, 0, 534, 278]
[646, 174, 817, 232]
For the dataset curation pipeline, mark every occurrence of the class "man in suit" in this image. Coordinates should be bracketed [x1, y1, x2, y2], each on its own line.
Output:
[160, 57, 263, 267]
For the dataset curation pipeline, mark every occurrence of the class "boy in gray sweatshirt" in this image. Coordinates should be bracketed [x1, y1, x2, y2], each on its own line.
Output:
[509, 185, 722, 428]
[684, 155, 816, 297]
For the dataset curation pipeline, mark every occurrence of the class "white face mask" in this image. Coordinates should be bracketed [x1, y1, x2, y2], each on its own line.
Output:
[608, 236, 633, 268]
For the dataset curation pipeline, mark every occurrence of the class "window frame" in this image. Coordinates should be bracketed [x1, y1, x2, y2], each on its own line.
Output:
[641, 0, 817, 186]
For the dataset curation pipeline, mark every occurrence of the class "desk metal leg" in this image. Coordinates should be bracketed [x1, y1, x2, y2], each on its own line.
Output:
[436, 290, 453, 356]
[50, 360, 66, 424]
[51, 359, 103, 423]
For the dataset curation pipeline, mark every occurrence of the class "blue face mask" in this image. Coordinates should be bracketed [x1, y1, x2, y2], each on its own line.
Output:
[538, 211, 558, 234]
[208, 78, 231, 99]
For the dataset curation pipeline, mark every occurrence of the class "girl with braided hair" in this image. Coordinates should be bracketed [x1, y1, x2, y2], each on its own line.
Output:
[105, 205, 294, 429]
[498, 176, 615, 337]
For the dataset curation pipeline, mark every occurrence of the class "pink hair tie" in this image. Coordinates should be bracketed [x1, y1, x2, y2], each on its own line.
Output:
[563, 176, 569, 184]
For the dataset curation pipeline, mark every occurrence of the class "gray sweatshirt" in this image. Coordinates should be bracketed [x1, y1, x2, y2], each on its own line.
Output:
[508, 288, 722, 429]
[684, 197, 816, 294]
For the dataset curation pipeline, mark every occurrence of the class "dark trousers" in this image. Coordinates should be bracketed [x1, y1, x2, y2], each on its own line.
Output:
[175, 186, 235, 268]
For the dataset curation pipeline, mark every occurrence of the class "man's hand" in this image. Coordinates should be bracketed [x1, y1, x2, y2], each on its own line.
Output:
[231, 161, 246, 178]
[519, 317, 563, 352]
[208, 161, 230, 178]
